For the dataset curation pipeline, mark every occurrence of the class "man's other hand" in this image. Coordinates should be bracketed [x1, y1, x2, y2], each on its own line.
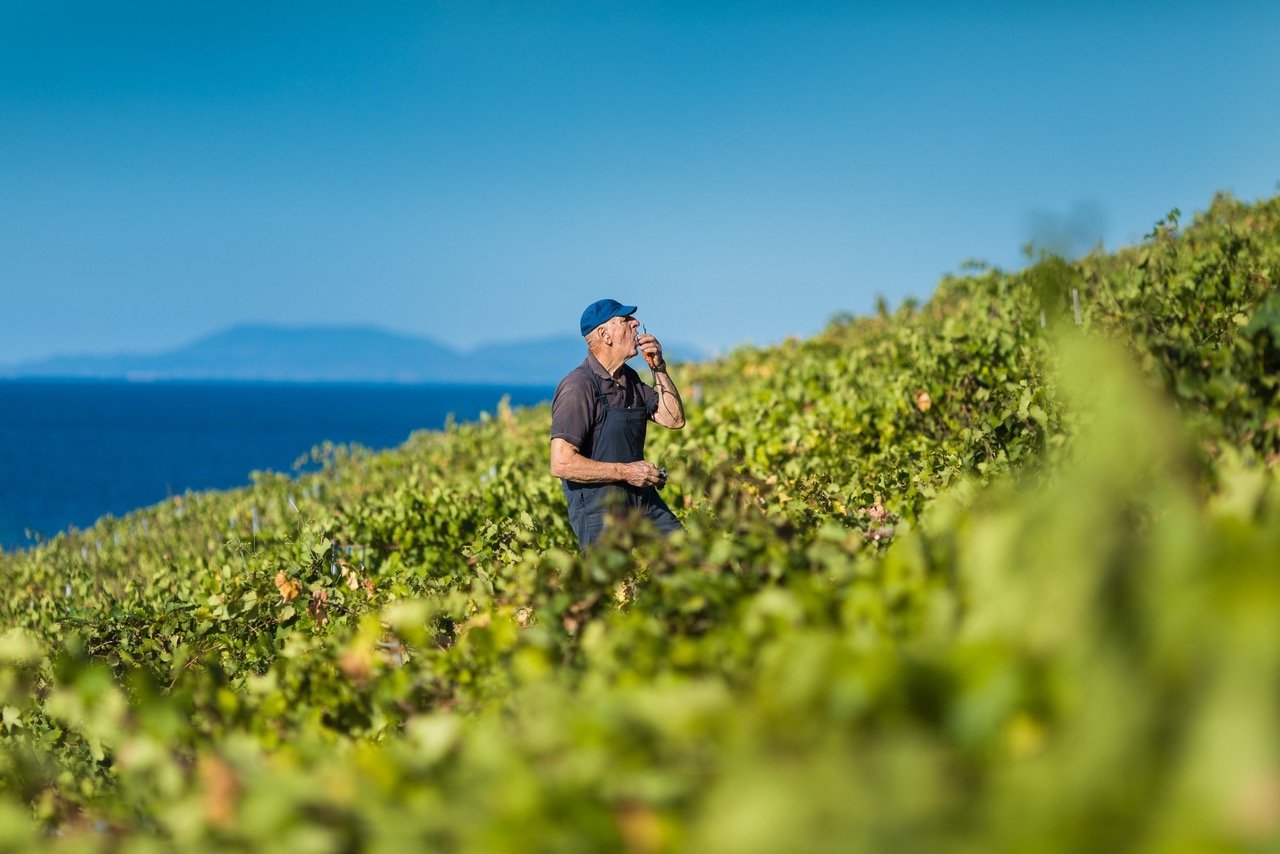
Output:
[618, 460, 664, 488]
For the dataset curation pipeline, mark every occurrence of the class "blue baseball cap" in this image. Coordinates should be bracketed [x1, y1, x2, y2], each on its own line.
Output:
[580, 298, 637, 336]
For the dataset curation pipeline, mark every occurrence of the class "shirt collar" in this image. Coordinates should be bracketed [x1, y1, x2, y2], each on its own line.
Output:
[585, 352, 619, 381]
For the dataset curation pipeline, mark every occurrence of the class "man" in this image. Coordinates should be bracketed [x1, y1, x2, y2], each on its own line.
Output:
[550, 298, 686, 549]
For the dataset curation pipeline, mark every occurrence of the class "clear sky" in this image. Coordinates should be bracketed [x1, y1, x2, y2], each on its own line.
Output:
[2, 1, 1278, 364]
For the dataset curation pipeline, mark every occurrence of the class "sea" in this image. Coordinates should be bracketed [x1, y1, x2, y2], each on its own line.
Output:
[0, 380, 554, 552]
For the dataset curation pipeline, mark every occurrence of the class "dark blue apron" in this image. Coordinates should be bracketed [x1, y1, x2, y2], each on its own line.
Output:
[563, 369, 682, 548]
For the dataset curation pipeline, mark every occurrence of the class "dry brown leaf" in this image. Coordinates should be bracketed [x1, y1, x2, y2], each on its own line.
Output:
[1229, 771, 1280, 840]
[197, 753, 240, 828]
[859, 503, 891, 524]
[273, 570, 300, 603]
[616, 801, 664, 853]
[339, 646, 373, 683]
[308, 588, 328, 626]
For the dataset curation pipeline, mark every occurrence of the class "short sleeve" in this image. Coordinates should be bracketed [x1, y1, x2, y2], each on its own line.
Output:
[551, 370, 594, 449]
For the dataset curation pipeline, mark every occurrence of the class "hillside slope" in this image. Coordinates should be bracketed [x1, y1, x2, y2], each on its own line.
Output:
[1, 193, 1278, 849]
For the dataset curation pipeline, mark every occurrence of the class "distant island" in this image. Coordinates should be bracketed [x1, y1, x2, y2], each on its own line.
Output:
[0, 325, 710, 386]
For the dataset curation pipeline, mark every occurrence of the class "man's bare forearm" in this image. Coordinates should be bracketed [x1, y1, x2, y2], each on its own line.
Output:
[554, 451, 626, 484]
[550, 438, 665, 487]
[651, 367, 685, 428]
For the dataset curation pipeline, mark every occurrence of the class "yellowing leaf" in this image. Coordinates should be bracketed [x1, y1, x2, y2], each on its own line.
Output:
[273, 571, 300, 603]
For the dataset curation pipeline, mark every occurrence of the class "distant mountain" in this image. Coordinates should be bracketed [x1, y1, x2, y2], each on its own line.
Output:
[0, 325, 709, 385]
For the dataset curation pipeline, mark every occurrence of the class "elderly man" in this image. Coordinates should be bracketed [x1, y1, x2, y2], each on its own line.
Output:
[550, 299, 686, 549]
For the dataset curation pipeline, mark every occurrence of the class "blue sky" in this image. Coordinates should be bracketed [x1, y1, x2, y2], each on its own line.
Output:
[2, 1, 1278, 363]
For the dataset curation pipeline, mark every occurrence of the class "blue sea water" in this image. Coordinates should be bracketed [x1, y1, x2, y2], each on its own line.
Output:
[0, 380, 553, 551]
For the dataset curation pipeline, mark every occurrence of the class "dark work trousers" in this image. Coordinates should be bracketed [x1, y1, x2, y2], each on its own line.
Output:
[563, 371, 682, 549]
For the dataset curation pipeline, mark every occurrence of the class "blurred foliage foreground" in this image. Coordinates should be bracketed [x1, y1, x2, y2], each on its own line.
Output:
[2, 193, 1280, 851]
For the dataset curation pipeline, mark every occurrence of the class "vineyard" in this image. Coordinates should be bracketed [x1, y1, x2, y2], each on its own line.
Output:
[2, 192, 1279, 850]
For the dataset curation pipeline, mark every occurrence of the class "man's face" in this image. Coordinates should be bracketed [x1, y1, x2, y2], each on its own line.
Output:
[605, 314, 639, 354]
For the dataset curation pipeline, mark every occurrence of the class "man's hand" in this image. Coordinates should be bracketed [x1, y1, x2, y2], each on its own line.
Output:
[618, 460, 665, 488]
[637, 332, 664, 368]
